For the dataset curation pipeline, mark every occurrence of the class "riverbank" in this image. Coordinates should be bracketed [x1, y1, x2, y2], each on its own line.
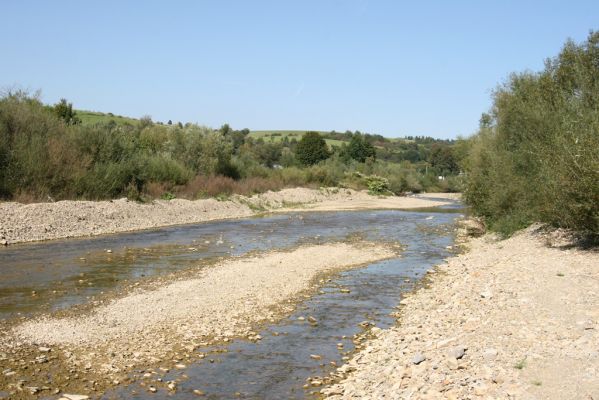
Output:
[0, 188, 456, 245]
[322, 225, 599, 399]
[0, 241, 396, 398]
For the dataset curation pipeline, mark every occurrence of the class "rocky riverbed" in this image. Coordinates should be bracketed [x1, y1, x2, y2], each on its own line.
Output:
[0, 242, 396, 398]
[322, 224, 599, 399]
[0, 188, 455, 245]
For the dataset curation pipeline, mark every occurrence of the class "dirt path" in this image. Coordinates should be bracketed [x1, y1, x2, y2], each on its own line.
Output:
[0, 188, 456, 245]
[1, 242, 396, 398]
[322, 226, 599, 399]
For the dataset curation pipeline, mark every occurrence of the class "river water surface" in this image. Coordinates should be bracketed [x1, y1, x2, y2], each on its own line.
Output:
[0, 205, 462, 399]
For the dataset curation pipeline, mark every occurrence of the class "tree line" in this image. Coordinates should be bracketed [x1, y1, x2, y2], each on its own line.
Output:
[0, 93, 463, 202]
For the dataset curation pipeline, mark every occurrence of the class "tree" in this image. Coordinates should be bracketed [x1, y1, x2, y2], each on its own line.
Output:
[53, 98, 80, 125]
[252, 142, 282, 167]
[347, 134, 376, 162]
[429, 144, 459, 175]
[295, 131, 330, 166]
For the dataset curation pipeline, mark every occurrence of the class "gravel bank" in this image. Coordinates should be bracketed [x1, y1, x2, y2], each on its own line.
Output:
[7, 242, 395, 377]
[0, 188, 454, 245]
[322, 225, 599, 399]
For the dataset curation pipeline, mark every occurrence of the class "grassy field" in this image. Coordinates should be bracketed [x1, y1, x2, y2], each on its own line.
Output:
[77, 110, 139, 126]
[248, 130, 346, 147]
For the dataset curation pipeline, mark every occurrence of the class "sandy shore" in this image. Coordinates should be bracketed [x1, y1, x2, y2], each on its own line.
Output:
[0, 188, 456, 245]
[322, 225, 599, 399]
[1, 242, 395, 397]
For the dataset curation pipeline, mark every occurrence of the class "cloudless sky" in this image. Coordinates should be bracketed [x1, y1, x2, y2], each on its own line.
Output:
[1, 1, 598, 138]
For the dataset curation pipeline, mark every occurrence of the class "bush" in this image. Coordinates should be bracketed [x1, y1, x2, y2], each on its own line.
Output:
[0, 92, 462, 203]
[365, 175, 390, 195]
[464, 32, 599, 235]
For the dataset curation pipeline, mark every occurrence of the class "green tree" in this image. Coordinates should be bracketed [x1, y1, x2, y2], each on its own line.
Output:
[252, 142, 282, 167]
[53, 98, 80, 125]
[464, 31, 599, 235]
[295, 131, 330, 166]
[429, 144, 459, 175]
[347, 134, 376, 162]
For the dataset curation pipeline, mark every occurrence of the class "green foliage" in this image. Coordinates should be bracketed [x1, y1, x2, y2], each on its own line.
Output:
[0, 92, 463, 202]
[429, 144, 459, 175]
[464, 32, 599, 235]
[295, 131, 330, 166]
[347, 134, 376, 163]
[53, 98, 80, 125]
[365, 175, 390, 195]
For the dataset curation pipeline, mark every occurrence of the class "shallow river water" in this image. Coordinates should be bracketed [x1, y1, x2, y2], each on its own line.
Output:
[0, 205, 463, 399]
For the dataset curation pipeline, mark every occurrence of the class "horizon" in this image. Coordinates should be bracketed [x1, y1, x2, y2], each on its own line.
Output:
[1, 1, 598, 139]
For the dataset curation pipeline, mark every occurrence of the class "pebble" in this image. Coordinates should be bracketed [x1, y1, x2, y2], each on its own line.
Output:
[449, 345, 467, 359]
[62, 395, 90, 400]
[483, 348, 498, 360]
[411, 353, 426, 365]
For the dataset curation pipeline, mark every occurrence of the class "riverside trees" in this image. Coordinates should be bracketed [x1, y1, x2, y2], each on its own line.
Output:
[464, 31, 599, 235]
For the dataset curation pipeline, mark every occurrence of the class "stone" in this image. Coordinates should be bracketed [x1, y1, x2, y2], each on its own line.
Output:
[63, 395, 90, 400]
[310, 354, 322, 360]
[480, 290, 493, 299]
[449, 345, 467, 359]
[447, 358, 459, 370]
[324, 385, 344, 395]
[473, 383, 488, 396]
[483, 348, 498, 360]
[193, 389, 206, 396]
[411, 353, 426, 365]
[148, 386, 157, 393]
[340, 288, 351, 293]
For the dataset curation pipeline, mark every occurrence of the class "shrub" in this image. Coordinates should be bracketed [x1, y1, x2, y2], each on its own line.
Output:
[464, 32, 599, 235]
[365, 175, 390, 195]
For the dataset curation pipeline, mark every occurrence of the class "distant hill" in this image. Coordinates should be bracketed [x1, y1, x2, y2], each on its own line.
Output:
[248, 130, 346, 147]
[73, 110, 454, 159]
[77, 110, 139, 126]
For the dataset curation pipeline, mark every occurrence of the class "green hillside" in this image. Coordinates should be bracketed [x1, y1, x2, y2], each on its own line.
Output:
[249, 130, 346, 148]
[77, 110, 139, 126]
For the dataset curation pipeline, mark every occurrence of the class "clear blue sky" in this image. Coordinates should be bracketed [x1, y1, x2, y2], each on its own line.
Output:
[1, 1, 597, 138]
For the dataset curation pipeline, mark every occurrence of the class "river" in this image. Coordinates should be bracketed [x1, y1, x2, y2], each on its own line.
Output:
[0, 204, 463, 399]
